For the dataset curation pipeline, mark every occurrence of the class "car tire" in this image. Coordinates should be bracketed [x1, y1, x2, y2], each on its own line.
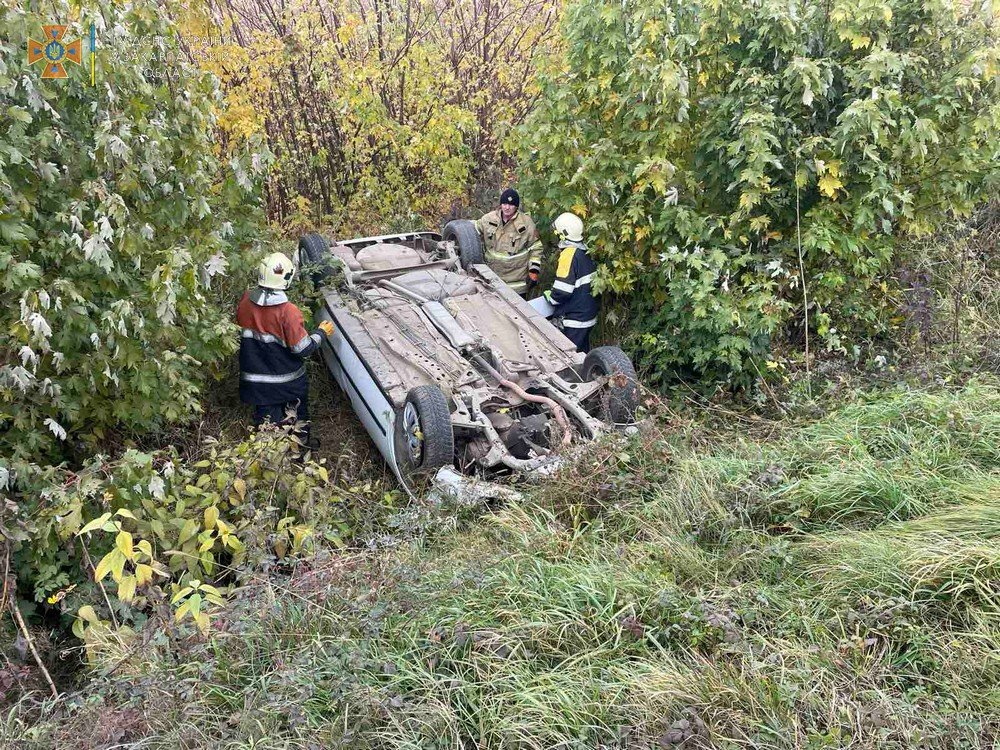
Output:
[299, 233, 333, 284]
[582, 346, 640, 424]
[394, 385, 454, 477]
[442, 219, 484, 270]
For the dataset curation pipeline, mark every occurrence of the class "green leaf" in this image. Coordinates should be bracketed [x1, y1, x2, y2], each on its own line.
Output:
[227, 535, 246, 552]
[178, 519, 198, 545]
[7, 106, 32, 124]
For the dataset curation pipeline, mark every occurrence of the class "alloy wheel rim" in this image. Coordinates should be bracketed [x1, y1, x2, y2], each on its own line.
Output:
[402, 402, 423, 464]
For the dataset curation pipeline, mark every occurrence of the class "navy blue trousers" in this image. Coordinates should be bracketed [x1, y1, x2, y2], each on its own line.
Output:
[563, 326, 593, 353]
[252, 398, 310, 442]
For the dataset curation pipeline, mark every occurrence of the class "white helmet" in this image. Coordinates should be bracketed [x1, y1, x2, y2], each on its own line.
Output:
[258, 252, 296, 290]
[553, 212, 584, 243]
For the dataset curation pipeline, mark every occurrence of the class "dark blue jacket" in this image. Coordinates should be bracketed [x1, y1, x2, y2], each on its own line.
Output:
[544, 241, 598, 328]
[236, 288, 321, 405]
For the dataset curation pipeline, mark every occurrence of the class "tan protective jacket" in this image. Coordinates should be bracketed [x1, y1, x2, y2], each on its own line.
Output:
[476, 209, 543, 294]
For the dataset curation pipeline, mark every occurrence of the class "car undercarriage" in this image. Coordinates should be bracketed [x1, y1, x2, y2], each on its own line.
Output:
[299, 222, 640, 489]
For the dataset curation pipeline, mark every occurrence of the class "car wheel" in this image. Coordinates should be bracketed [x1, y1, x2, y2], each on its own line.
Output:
[394, 385, 454, 477]
[442, 220, 484, 270]
[582, 346, 640, 424]
[298, 233, 333, 284]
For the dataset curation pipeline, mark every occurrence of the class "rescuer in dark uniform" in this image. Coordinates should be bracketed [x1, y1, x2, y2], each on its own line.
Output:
[542, 212, 599, 352]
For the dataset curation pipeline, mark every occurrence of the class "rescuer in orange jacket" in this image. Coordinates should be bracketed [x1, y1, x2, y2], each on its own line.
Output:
[236, 252, 333, 446]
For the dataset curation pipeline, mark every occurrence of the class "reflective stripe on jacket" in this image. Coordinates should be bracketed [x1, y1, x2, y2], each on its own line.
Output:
[236, 288, 321, 405]
[476, 209, 542, 293]
[543, 241, 599, 328]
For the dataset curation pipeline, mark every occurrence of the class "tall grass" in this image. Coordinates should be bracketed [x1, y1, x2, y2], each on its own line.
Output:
[9, 380, 1000, 748]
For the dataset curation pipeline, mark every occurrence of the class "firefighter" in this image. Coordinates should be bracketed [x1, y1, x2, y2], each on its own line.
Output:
[476, 187, 543, 295]
[542, 212, 598, 352]
[236, 251, 334, 446]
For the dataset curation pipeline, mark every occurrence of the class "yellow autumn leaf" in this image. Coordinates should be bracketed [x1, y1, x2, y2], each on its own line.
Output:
[571, 203, 588, 218]
[111, 549, 127, 581]
[116, 530, 134, 561]
[93, 550, 117, 583]
[204, 505, 219, 530]
[818, 174, 844, 198]
[195, 612, 211, 635]
[118, 575, 137, 603]
[135, 563, 153, 587]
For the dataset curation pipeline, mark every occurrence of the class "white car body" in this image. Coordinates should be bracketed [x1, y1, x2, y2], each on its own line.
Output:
[300, 226, 639, 489]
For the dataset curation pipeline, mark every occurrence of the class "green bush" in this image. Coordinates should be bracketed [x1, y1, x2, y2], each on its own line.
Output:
[5, 427, 349, 654]
[521, 0, 1000, 383]
[0, 1, 270, 462]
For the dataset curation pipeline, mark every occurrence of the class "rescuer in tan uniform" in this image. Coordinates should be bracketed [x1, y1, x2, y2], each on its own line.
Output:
[476, 188, 543, 296]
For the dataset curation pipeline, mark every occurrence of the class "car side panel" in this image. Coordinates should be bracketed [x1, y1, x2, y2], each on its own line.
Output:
[315, 305, 402, 482]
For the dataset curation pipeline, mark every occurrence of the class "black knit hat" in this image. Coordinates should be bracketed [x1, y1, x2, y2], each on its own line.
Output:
[499, 188, 520, 208]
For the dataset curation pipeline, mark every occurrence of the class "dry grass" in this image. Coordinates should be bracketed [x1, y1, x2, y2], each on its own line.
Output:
[7, 379, 1000, 748]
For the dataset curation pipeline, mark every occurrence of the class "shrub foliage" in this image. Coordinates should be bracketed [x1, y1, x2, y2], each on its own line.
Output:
[6, 427, 345, 658]
[522, 0, 1000, 382]
[0, 1, 269, 462]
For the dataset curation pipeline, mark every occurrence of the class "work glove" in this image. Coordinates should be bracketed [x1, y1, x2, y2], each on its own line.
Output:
[526, 270, 539, 292]
[318, 320, 335, 337]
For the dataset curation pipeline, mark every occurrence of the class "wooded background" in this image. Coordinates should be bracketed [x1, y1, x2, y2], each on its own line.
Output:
[179, 0, 559, 229]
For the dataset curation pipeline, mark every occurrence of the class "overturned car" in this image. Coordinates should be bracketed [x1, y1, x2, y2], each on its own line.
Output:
[299, 221, 640, 488]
